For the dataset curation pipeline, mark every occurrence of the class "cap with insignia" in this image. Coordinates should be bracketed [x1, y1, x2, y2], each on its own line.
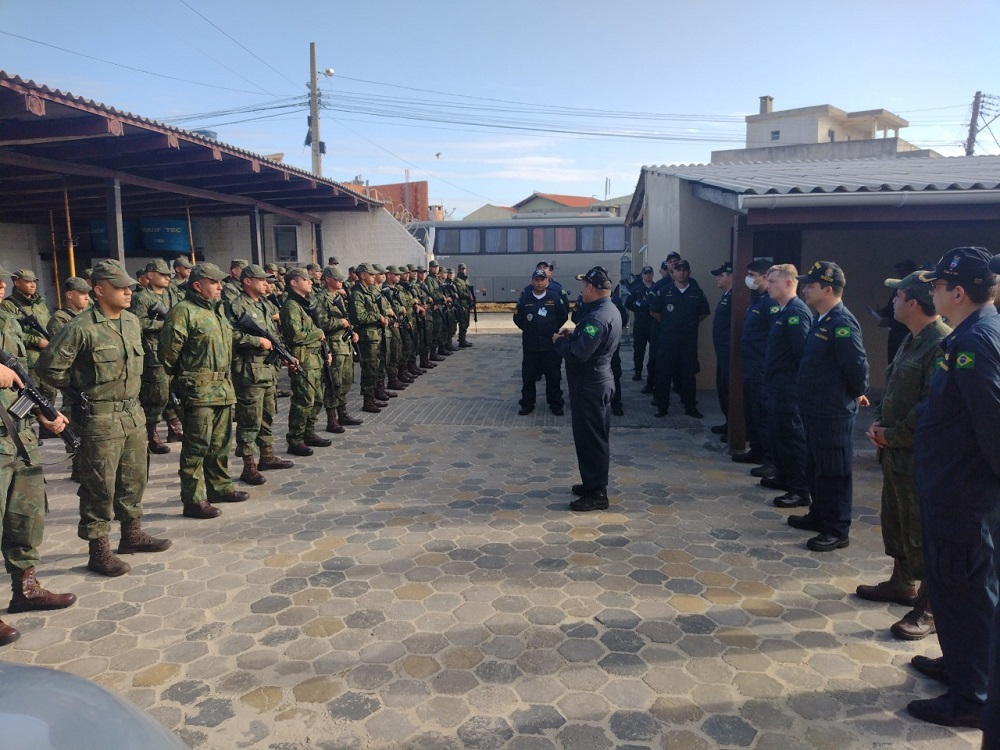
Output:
[711, 261, 733, 276]
[173, 257, 193, 269]
[64, 276, 90, 293]
[576, 266, 613, 290]
[241, 264, 270, 280]
[885, 270, 934, 307]
[145, 259, 172, 275]
[921, 246, 994, 288]
[190, 262, 227, 282]
[797, 261, 846, 288]
[12, 269, 38, 282]
[91, 259, 138, 288]
[674, 259, 691, 271]
[532, 269, 548, 280]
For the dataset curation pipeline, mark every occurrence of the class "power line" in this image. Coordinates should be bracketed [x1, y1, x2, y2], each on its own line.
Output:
[174, 0, 301, 90]
[0, 30, 270, 95]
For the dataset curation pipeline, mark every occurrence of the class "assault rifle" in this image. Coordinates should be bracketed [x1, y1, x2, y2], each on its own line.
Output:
[148, 301, 169, 320]
[0, 349, 80, 452]
[18, 314, 50, 340]
[234, 313, 301, 374]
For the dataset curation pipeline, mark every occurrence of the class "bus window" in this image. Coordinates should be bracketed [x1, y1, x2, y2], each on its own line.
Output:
[506, 228, 528, 253]
[581, 227, 604, 252]
[484, 228, 504, 254]
[437, 228, 480, 254]
[604, 225, 626, 252]
[555, 227, 575, 252]
[532, 227, 552, 254]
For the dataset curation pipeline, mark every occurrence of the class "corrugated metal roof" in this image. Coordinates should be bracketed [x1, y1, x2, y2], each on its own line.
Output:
[0, 71, 379, 206]
[643, 155, 1000, 196]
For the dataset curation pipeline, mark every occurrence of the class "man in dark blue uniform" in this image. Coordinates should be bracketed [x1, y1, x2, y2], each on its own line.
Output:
[761, 264, 812, 508]
[626, 265, 655, 381]
[514, 269, 569, 416]
[649, 259, 709, 418]
[788, 262, 869, 552]
[710, 261, 733, 436]
[733, 259, 776, 469]
[907, 247, 1000, 731]
[554, 267, 622, 512]
[641, 254, 680, 395]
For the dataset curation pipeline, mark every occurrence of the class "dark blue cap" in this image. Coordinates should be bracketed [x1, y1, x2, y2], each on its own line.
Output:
[920, 247, 994, 288]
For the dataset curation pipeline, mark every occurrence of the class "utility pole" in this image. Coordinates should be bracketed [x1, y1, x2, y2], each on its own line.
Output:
[965, 91, 983, 156]
[309, 42, 322, 176]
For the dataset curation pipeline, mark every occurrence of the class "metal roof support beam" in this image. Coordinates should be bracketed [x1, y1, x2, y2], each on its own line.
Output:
[249, 206, 263, 266]
[0, 149, 322, 225]
[106, 178, 126, 264]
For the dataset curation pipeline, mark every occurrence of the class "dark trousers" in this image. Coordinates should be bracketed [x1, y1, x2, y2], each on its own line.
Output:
[521, 349, 563, 410]
[611, 347, 622, 408]
[983, 542, 1000, 748]
[802, 414, 855, 538]
[654, 336, 697, 411]
[633, 319, 652, 376]
[921, 516, 999, 712]
[715, 347, 730, 419]
[567, 373, 613, 490]
[767, 407, 808, 495]
[645, 322, 659, 390]
[743, 376, 768, 459]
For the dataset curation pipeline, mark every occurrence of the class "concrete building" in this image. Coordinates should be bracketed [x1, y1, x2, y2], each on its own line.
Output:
[712, 96, 939, 164]
[625, 155, 1000, 447]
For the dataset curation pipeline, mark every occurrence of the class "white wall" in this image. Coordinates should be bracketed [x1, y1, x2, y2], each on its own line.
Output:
[0, 222, 59, 303]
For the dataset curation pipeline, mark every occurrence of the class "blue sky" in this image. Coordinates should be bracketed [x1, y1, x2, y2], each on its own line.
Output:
[3, 0, 998, 217]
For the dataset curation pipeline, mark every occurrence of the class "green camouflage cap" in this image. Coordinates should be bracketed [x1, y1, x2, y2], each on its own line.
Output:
[306, 263, 322, 272]
[81, 268, 93, 280]
[190, 262, 226, 282]
[285, 267, 310, 282]
[371, 263, 386, 274]
[445, 268, 454, 274]
[241, 264, 270, 280]
[263, 262, 280, 273]
[230, 258, 249, 270]
[173, 256, 193, 269]
[92, 259, 138, 288]
[145, 259, 172, 275]
[0, 264, 10, 278]
[355, 262, 375, 275]
[416, 266, 427, 273]
[384, 265, 399, 274]
[64, 276, 90, 293]
[406, 264, 417, 272]
[135, 268, 147, 278]
[12, 268, 38, 282]
[885, 270, 934, 307]
[428, 259, 439, 268]
[458, 263, 467, 270]
[322, 266, 347, 281]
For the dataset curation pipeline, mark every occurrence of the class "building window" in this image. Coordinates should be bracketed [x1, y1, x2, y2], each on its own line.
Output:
[770, 130, 780, 142]
[273, 226, 298, 263]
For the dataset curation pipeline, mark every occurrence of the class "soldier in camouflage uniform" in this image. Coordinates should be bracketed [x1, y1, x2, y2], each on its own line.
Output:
[315, 266, 363, 432]
[47, 277, 91, 339]
[382, 267, 410, 392]
[400, 265, 427, 378]
[858, 272, 950, 640]
[426, 261, 452, 358]
[170, 256, 192, 296]
[0, 264, 76, 646]
[390, 267, 419, 383]
[441, 268, 460, 352]
[1, 269, 55, 407]
[129, 259, 178, 454]
[160, 262, 248, 520]
[37, 260, 171, 577]
[370, 265, 399, 400]
[349, 263, 389, 413]
[221, 258, 249, 305]
[225, 264, 295, 484]
[414, 267, 440, 368]
[279, 268, 332, 456]
[455, 262, 475, 348]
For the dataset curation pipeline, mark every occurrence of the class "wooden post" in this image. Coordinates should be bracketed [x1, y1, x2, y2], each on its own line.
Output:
[186, 202, 196, 265]
[62, 184, 77, 277]
[49, 210, 61, 309]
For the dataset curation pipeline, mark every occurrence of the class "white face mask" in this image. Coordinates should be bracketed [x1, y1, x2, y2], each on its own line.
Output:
[745, 275, 758, 290]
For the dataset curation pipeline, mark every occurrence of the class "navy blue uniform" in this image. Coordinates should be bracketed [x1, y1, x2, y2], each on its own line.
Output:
[554, 297, 622, 492]
[796, 302, 869, 539]
[764, 297, 812, 495]
[513, 287, 569, 412]
[713, 288, 732, 419]
[741, 292, 776, 458]
[642, 275, 673, 391]
[649, 279, 709, 412]
[626, 280, 655, 377]
[913, 306, 1000, 721]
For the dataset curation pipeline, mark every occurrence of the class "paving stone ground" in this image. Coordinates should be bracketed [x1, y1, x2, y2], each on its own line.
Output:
[1, 327, 980, 749]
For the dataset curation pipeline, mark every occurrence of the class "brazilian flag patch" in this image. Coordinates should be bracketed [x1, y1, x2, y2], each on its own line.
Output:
[835, 327, 851, 338]
[787, 316, 800, 325]
[582, 323, 599, 338]
[956, 352, 976, 369]
[770, 306, 780, 315]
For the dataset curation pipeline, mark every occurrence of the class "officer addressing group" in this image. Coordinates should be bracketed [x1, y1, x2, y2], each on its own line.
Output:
[553, 266, 622, 513]
[37, 260, 171, 577]
[160, 262, 248, 520]
[514, 268, 569, 417]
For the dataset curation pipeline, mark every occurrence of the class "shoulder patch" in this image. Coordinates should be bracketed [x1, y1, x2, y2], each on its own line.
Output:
[582, 323, 599, 338]
[787, 315, 799, 325]
[834, 327, 851, 338]
[769, 305, 780, 314]
[956, 351, 976, 369]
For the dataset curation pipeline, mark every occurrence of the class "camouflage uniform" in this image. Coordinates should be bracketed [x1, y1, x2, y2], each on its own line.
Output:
[130, 275, 175, 436]
[379, 279, 403, 386]
[221, 259, 249, 306]
[36, 262, 160, 563]
[455, 267, 474, 347]
[160, 267, 239, 510]
[226, 281, 281, 462]
[874, 317, 951, 581]
[425, 264, 447, 353]
[279, 282, 325, 448]
[314, 273, 356, 414]
[1, 279, 54, 404]
[348, 266, 385, 405]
